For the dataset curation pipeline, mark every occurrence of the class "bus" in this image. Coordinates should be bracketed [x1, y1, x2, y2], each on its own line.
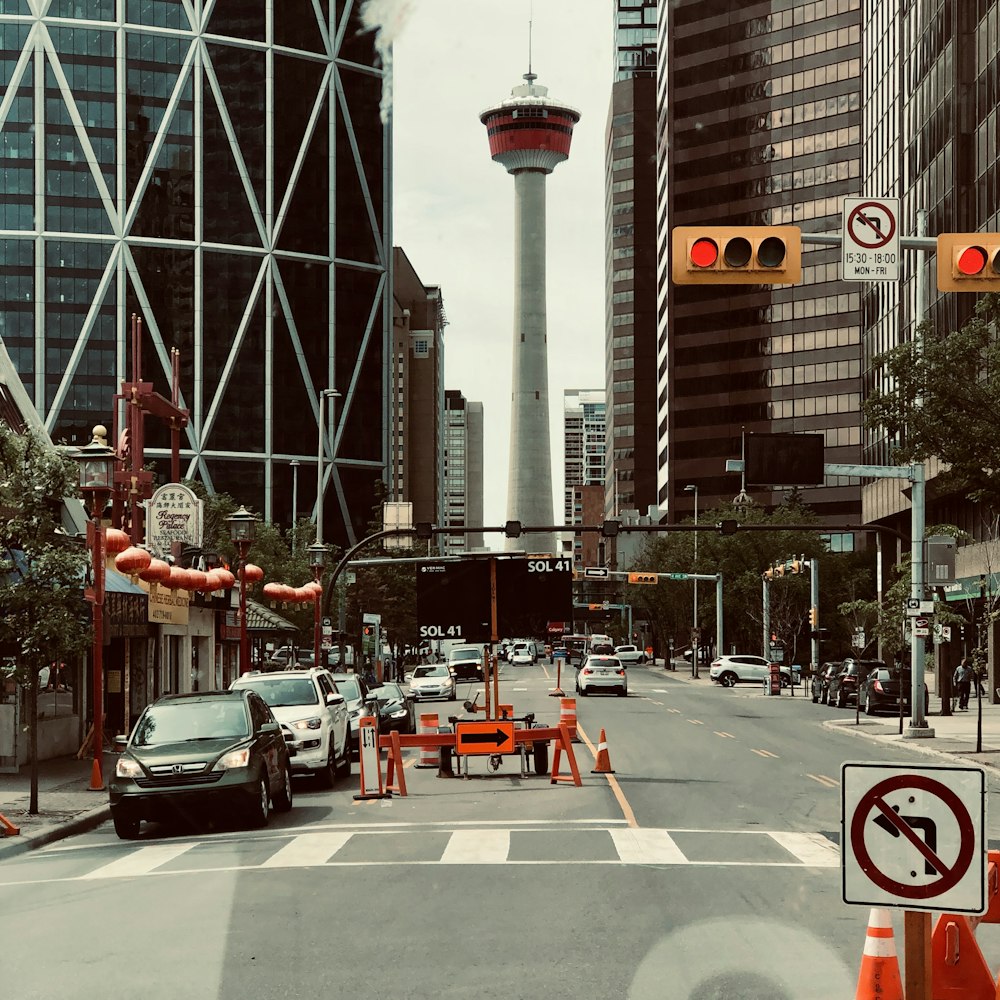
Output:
[560, 634, 590, 668]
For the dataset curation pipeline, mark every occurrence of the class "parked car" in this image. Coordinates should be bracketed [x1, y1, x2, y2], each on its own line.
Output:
[682, 647, 713, 663]
[811, 662, 841, 704]
[448, 645, 484, 681]
[576, 655, 627, 696]
[409, 663, 458, 702]
[367, 682, 417, 733]
[858, 665, 928, 717]
[614, 644, 646, 664]
[510, 643, 535, 665]
[828, 658, 882, 708]
[230, 668, 350, 787]
[109, 690, 293, 839]
[329, 673, 371, 753]
[710, 654, 795, 688]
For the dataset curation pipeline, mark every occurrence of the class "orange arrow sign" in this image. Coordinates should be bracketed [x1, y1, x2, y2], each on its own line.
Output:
[455, 720, 516, 755]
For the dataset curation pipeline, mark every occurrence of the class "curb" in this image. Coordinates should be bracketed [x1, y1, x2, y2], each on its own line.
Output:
[822, 718, 1000, 775]
[0, 803, 110, 863]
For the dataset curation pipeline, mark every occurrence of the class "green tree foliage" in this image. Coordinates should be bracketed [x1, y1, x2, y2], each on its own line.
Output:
[0, 425, 90, 813]
[625, 496, 875, 661]
[862, 293, 1000, 509]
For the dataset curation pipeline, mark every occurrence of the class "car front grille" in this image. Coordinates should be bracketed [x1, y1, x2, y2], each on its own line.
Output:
[133, 761, 224, 788]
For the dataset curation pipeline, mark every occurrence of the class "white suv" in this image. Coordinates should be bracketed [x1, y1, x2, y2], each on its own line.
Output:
[231, 668, 350, 786]
[709, 655, 798, 688]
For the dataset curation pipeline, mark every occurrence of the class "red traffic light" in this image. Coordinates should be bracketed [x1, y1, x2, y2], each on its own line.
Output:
[690, 238, 718, 268]
[672, 226, 801, 285]
[938, 233, 1000, 291]
[957, 245, 987, 275]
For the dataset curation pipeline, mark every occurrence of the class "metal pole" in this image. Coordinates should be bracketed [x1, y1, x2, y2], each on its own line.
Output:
[810, 557, 820, 677]
[762, 574, 770, 660]
[715, 574, 723, 660]
[906, 461, 933, 736]
[693, 488, 699, 677]
[316, 393, 325, 544]
[89, 517, 106, 789]
[238, 541, 250, 675]
[291, 460, 299, 544]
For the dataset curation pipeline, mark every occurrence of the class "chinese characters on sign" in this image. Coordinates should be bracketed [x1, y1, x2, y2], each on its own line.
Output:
[145, 483, 203, 558]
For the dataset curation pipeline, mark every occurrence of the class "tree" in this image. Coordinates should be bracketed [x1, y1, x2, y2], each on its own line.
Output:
[862, 293, 1000, 509]
[0, 425, 90, 814]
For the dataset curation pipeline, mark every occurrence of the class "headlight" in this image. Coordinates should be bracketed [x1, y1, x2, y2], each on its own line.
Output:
[214, 747, 251, 770]
[115, 756, 143, 778]
[390, 709, 407, 719]
[292, 717, 322, 731]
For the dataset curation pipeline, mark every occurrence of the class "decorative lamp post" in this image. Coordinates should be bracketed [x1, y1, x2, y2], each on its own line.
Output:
[227, 506, 258, 674]
[74, 427, 117, 791]
[308, 542, 328, 667]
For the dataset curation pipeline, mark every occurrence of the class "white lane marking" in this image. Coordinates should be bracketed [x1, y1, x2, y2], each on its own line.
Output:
[512, 687, 528, 691]
[79, 842, 194, 879]
[650, 689, 669, 693]
[259, 832, 352, 869]
[667, 708, 681, 714]
[610, 828, 687, 865]
[440, 829, 510, 864]
[650, 700, 664, 706]
[768, 831, 840, 868]
[714, 731, 735, 739]
[687, 719, 704, 726]
[751, 748, 779, 758]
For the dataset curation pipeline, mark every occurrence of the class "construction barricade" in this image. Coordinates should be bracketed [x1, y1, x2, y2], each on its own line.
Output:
[415, 713, 440, 769]
[559, 697, 580, 742]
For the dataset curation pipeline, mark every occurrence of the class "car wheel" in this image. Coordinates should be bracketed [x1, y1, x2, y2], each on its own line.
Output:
[249, 774, 270, 829]
[112, 812, 140, 840]
[533, 740, 549, 775]
[449, 687, 457, 701]
[837, 689, 847, 709]
[865, 694, 876, 717]
[580, 684, 588, 696]
[618, 686, 627, 697]
[811, 690, 819, 703]
[317, 743, 337, 788]
[273, 763, 294, 813]
[821, 689, 828, 705]
[337, 726, 352, 776]
[720, 672, 737, 688]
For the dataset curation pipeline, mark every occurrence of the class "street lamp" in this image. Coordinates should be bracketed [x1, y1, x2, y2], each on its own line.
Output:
[308, 542, 328, 667]
[227, 506, 258, 674]
[316, 388, 342, 546]
[74, 426, 116, 791]
[684, 484, 699, 677]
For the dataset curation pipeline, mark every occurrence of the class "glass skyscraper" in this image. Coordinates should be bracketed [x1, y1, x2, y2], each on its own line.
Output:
[0, 0, 390, 547]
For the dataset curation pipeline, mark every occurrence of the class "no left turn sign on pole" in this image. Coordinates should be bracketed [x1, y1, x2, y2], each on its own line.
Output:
[842, 197, 900, 282]
[842, 762, 987, 914]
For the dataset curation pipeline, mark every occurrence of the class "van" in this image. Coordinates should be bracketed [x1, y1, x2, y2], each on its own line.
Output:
[448, 645, 484, 681]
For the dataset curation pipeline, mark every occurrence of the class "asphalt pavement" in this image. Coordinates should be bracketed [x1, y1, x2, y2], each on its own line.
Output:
[4, 659, 1000, 999]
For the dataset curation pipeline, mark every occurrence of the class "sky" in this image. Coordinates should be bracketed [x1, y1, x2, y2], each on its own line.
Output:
[389, 0, 613, 531]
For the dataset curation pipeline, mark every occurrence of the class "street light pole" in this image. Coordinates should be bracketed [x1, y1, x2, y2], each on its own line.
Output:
[316, 389, 342, 546]
[685, 484, 699, 678]
[74, 427, 116, 791]
[308, 542, 328, 667]
[290, 460, 300, 549]
[227, 506, 258, 675]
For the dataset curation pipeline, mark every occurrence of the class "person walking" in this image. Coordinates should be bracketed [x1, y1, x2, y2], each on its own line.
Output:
[954, 658, 972, 711]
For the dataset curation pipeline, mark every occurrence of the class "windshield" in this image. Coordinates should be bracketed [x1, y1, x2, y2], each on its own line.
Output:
[239, 678, 319, 707]
[449, 649, 480, 662]
[413, 666, 449, 678]
[132, 701, 249, 747]
[331, 678, 361, 702]
[369, 684, 403, 701]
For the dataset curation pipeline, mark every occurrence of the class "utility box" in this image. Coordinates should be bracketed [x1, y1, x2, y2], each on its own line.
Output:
[925, 535, 957, 585]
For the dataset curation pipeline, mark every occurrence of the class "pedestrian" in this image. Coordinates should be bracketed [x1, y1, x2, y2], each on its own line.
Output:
[954, 658, 972, 711]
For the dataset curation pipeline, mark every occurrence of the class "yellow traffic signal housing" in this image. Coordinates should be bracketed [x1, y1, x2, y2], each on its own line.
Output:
[764, 567, 774, 580]
[628, 572, 659, 585]
[671, 225, 802, 285]
[937, 233, 1000, 291]
[808, 607, 818, 627]
[774, 563, 785, 578]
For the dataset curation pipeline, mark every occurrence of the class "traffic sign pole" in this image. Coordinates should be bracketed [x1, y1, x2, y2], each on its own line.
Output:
[904, 912, 932, 1000]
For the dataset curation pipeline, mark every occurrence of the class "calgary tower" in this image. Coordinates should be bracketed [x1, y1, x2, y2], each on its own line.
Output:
[480, 69, 580, 554]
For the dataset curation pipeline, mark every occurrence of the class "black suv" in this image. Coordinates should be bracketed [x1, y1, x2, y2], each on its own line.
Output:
[828, 658, 885, 708]
[109, 690, 293, 839]
[811, 662, 840, 704]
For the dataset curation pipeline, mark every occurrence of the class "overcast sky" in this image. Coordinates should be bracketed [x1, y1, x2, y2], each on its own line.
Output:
[390, 0, 613, 532]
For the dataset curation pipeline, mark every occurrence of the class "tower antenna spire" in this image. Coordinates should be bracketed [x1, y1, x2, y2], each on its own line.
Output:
[525, 0, 536, 85]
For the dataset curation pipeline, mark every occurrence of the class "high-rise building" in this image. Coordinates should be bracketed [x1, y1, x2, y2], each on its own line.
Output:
[391, 248, 446, 528]
[443, 390, 484, 555]
[605, 0, 659, 519]
[656, 1, 864, 543]
[563, 389, 606, 523]
[480, 71, 580, 554]
[0, 1, 390, 548]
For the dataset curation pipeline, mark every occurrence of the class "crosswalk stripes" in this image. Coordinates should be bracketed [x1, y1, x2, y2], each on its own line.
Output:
[0, 825, 842, 885]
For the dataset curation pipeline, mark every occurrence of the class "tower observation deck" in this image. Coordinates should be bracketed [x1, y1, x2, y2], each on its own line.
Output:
[480, 74, 580, 555]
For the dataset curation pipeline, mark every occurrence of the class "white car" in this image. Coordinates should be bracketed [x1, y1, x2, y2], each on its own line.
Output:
[409, 664, 457, 701]
[614, 644, 646, 664]
[709, 655, 798, 688]
[510, 643, 535, 665]
[230, 668, 351, 786]
[576, 655, 627, 697]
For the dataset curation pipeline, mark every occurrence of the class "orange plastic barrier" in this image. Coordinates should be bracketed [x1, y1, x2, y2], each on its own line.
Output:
[550, 724, 583, 786]
[559, 697, 579, 742]
[0, 811, 20, 837]
[384, 729, 407, 797]
[415, 714, 440, 768]
[855, 908, 902, 1000]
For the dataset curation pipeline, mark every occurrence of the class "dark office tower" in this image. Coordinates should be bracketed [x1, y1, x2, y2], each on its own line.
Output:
[605, 0, 659, 519]
[656, 1, 864, 544]
[0, 1, 389, 548]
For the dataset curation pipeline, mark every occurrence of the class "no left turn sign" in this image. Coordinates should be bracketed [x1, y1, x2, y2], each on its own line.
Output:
[842, 763, 987, 914]
[842, 197, 900, 282]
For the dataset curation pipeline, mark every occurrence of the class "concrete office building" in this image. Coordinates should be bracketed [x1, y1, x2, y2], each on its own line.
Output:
[563, 389, 606, 523]
[605, 0, 659, 519]
[391, 248, 446, 528]
[0, 1, 390, 548]
[481, 70, 580, 554]
[656, 1, 864, 544]
[443, 390, 484, 555]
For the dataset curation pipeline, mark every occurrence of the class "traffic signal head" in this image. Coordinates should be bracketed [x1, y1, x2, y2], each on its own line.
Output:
[774, 563, 785, 578]
[363, 625, 374, 637]
[672, 226, 802, 285]
[937, 233, 1000, 291]
[790, 559, 802, 575]
[764, 566, 774, 580]
[808, 607, 817, 627]
[628, 572, 659, 585]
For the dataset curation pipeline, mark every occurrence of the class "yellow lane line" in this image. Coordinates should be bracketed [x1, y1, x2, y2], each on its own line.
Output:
[667, 708, 682, 714]
[714, 731, 735, 739]
[404, 756, 418, 769]
[576, 723, 638, 830]
[687, 719, 704, 726]
[751, 748, 779, 758]
[540, 662, 551, 679]
[807, 773, 839, 788]
[650, 700, 664, 706]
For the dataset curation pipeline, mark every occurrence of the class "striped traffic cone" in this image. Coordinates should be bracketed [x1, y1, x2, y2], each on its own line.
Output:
[855, 908, 902, 1000]
[591, 729, 615, 774]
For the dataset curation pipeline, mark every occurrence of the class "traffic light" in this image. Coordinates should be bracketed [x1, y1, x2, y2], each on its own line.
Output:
[628, 572, 659, 585]
[937, 233, 1000, 291]
[808, 607, 818, 627]
[363, 625, 374, 637]
[790, 559, 802, 575]
[671, 226, 801, 285]
[764, 566, 774, 580]
[774, 563, 785, 578]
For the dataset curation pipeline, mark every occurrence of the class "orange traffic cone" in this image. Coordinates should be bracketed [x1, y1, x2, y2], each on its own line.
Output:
[88, 756, 104, 791]
[591, 729, 615, 774]
[855, 908, 902, 1000]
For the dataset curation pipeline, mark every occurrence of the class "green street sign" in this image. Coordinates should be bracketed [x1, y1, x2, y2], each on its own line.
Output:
[667, 573, 689, 581]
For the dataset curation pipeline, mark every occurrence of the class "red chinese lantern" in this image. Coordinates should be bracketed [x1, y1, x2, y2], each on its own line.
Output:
[104, 527, 130, 555]
[114, 546, 151, 575]
[215, 569, 236, 589]
[276, 584, 296, 602]
[139, 558, 171, 584]
[305, 581, 323, 599]
[203, 570, 224, 592]
[187, 569, 209, 592]
[166, 566, 187, 591]
[262, 582, 283, 602]
[293, 586, 312, 603]
[239, 563, 264, 584]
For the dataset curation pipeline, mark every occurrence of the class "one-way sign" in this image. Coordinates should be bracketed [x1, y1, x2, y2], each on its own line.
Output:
[583, 567, 610, 579]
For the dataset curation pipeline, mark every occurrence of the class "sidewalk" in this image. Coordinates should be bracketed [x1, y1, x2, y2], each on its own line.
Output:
[0, 755, 110, 861]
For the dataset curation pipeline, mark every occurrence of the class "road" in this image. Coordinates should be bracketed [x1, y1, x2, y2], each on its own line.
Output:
[3, 660, 1000, 999]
